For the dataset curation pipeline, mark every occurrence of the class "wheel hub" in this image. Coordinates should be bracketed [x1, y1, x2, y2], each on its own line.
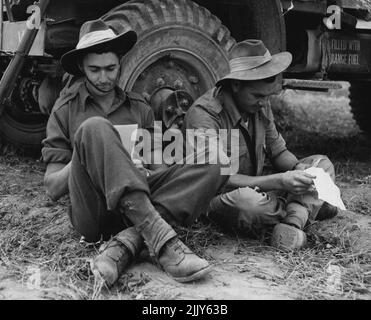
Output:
[150, 86, 193, 129]
[125, 50, 217, 129]
[16, 77, 41, 114]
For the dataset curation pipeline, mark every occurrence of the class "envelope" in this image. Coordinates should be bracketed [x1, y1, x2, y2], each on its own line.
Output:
[305, 167, 346, 210]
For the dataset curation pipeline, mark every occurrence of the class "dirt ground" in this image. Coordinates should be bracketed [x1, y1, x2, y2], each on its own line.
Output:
[0, 85, 370, 300]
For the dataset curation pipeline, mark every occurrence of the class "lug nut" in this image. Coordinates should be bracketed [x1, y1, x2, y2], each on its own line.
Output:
[168, 61, 175, 68]
[174, 79, 183, 89]
[142, 92, 150, 102]
[189, 76, 199, 84]
[156, 77, 166, 87]
[180, 99, 189, 108]
[166, 106, 175, 114]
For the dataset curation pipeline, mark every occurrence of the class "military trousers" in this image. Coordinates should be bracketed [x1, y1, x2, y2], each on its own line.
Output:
[68, 116, 227, 243]
[207, 155, 336, 234]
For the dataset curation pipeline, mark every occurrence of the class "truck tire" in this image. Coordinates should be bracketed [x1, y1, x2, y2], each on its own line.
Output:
[229, 0, 286, 53]
[0, 0, 283, 153]
[349, 82, 371, 134]
[0, 112, 47, 153]
[0, 76, 49, 154]
[101, 0, 236, 103]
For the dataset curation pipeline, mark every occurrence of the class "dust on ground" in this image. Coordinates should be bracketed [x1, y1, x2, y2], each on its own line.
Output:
[0, 85, 370, 300]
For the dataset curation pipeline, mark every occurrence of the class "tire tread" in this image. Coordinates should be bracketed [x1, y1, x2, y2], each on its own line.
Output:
[101, 0, 235, 54]
[349, 82, 371, 134]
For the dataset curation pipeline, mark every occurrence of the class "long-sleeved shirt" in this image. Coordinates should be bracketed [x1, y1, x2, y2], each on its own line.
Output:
[42, 79, 155, 164]
[183, 87, 287, 176]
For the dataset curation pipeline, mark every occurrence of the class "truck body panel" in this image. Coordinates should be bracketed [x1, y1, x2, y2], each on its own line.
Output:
[0, 0, 370, 151]
[1, 21, 45, 55]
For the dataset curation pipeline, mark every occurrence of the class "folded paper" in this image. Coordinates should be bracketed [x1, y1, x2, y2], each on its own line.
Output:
[305, 167, 346, 210]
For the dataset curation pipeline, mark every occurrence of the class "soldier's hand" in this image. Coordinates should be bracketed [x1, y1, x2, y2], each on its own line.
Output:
[281, 170, 316, 195]
[294, 162, 312, 171]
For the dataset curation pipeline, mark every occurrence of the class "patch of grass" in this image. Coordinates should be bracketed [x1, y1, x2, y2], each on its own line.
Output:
[272, 221, 371, 300]
[0, 205, 100, 299]
[345, 191, 371, 216]
[271, 89, 371, 163]
[0, 167, 102, 300]
[0, 86, 370, 300]
[174, 220, 226, 259]
[174, 216, 371, 300]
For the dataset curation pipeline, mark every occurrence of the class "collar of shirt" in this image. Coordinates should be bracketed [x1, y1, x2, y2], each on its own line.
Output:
[214, 87, 270, 127]
[78, 80, 128, 114]
[217, 88, 242, 127]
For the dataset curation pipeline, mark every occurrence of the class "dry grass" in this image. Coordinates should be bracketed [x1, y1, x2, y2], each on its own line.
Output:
[180, 212, 371, 300]
[359, 0, 371, 11]
[271, 222, 371, 300]
[268, 85, 371, 300]
[0, 204, 99, 299]
[0, 84, 370, 300]
[174, 221, 227, 259]
[0, 154, 101, 299]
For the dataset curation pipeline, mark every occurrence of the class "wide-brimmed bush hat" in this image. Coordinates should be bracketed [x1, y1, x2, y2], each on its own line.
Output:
[61, 19, 137, 76]
[216, 39, 292, 86]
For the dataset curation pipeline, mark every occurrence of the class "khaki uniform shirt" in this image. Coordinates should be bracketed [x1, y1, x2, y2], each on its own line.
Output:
[42, 80, 155, 164]
[183, 87, 287, 176]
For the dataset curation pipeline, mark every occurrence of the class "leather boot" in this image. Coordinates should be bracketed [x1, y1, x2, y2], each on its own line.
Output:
[316, 202, 339, 221]
[90, 227, 143, 286]
[158, 237, 211, 283]
[271, 223, 307, 250]
[118, 192, 177, 256]
[119, 192, 210, 282]
[284, 202, 309, 230]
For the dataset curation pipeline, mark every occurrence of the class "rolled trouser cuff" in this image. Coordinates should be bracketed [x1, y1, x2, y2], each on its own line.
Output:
[284, 215, 307, 230]
[135, 217, 177, 257]
[284, 202, 309, 230]
[119, 194, 177, 257]
[114, 227, 144, 257]
[207, 195, 240, 232]
[208, 188, 286, 232]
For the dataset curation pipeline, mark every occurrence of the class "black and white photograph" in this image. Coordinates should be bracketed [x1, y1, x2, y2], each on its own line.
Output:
[0, 0, 369, 305]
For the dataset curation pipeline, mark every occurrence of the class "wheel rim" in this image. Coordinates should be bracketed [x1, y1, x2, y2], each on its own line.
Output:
[8, 77, 47, 124]
[120, 25, 227, 100]
[124, 48, 216, 99]
[102, 0, 235, 127]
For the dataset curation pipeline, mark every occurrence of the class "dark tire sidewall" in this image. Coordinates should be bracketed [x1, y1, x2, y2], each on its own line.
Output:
[0, 111, 46, 152]
[119, 25, 230, 93]
[349, 82, 371, 134]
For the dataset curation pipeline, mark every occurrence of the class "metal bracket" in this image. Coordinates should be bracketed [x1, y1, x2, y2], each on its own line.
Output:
[281, 0, 294, 16]
[283, 79, 343, 91]
[4, 0, 14, 22]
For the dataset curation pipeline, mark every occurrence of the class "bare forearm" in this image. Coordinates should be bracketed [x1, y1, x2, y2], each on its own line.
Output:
[44, 162, 71, 201]
[227, 169, 316, 195]
[227, 173, 284, 191]
[272, 150, 299, 172]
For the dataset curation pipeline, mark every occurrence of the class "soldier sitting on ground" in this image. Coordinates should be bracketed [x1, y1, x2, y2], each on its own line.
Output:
[183, 39, 339, 250]
[42, 19, 227, 286]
